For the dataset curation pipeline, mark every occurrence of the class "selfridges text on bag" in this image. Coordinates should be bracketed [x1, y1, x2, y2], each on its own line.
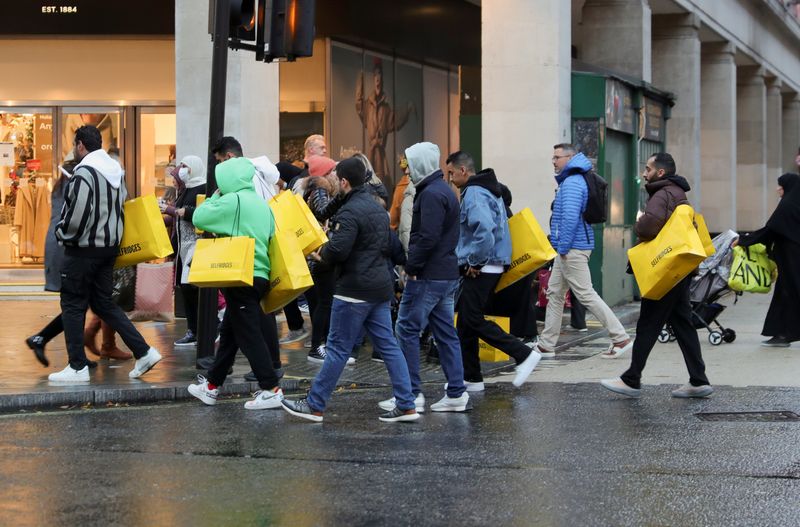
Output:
[628, 204, 707, 300]
[728, 244, 777, 293]
[115, 195, 174, 268]
[260, 228, 314, 313]
[268, 191, 328, 256]
[495, 208, 557, 292]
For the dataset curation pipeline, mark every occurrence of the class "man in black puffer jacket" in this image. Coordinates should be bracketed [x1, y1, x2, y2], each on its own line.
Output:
[282, 157, 418, 423]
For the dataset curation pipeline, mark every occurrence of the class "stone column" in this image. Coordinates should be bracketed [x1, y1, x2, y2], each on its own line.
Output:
[652, 14, 701, 208]
[783, 93, 800, 174]
[700, 43, 737, 232]
[736, 66, 767, 231]
[580, 0, 652, 82]
[175, 0, 280, 162]
[482, 0, 571, 221]
[766, 78, 783, 212]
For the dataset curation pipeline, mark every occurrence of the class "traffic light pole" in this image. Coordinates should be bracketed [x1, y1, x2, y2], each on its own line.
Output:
[196, 0, 231, 366]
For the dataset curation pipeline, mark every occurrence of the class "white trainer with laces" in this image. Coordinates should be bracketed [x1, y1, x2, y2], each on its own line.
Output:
[430, 392, 470, 412]
[244, 388, 284, 409]
[188, 375, 219, 405]
[48, 364, 90, 384]
[378, 393, 426, 412]
[512, 349, 541, 387]
[129, 347, 162, 378]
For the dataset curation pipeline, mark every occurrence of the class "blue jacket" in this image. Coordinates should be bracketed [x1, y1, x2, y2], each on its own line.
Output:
[456, 169, 512, 268]
[550, 153, 595, 255]
[406, 170, 460, 279]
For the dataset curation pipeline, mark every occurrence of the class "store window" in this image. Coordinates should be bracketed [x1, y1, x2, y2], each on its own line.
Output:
[60, 110, 122, 164]
[0, 110, 54, 266]
[137, 109, 176, 201]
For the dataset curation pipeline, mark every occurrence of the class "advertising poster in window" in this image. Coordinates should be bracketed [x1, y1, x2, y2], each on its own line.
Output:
[360, 51, 396, 191]
[330, 44, 365, 164]
[393, 60, 423, 186]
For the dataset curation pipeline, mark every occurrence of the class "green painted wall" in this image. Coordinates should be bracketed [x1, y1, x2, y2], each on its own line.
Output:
[459, 115, 482, 170]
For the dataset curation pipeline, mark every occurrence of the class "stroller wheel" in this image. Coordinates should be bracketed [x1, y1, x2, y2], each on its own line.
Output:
[708, 331, 723, 346]
[658, 329, 671, 344]
[722, 329, 736, 343]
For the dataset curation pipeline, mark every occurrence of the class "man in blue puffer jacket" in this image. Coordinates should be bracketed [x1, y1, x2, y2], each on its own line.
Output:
[448, 151, 541, 391]
[535, 144, 633, 359]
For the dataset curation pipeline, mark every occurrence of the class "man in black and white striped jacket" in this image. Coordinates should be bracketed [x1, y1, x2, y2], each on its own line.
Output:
[49, 125, 161, 384]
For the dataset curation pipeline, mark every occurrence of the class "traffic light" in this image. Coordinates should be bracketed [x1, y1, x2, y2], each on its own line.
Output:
[264, 0, 315, 62]
[229, 0, 257, 42]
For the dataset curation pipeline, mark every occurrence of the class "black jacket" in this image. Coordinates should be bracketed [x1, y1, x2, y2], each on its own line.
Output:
[405, 170, 460, 279]
[321, 186, 394, 302]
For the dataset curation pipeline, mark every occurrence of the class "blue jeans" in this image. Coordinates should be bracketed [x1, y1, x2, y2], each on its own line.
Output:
[307, 298, 415, 412]
[396, 279, 465, 398]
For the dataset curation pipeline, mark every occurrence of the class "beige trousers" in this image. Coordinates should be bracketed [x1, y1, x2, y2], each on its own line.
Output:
[539, 249, 629, 350]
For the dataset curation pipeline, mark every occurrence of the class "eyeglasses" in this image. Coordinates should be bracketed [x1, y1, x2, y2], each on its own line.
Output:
[552, 155, 571, 162]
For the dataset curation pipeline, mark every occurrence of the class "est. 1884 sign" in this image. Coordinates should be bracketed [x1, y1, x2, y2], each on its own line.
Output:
[2, 1, 175, 35]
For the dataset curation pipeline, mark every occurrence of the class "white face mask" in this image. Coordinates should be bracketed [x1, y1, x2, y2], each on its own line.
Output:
[178, 166, 190, 180]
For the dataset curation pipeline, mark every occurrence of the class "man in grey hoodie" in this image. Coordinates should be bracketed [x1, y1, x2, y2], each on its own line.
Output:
[49, 125, 161, 384]
[379, 142, 469, 413]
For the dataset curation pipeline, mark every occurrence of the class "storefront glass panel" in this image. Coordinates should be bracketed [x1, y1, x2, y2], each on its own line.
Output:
[137, 109, 176, 201]
[59, 109, 122, 164]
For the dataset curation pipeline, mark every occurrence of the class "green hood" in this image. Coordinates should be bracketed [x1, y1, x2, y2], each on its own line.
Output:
[216, 157, 256, 194]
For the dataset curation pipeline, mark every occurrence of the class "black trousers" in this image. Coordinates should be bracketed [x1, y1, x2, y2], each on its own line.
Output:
[487, 273, 538, 339]
[38, 314, 64, 344]
[260, 311, 282, 370]
[570, 292, 587, 329]
[457, 272, 532, 382]
[621, 277, 709, 389]
[180, 283, 199, 334]
[306, 268, 335, 349]
[283, 298, 305, 331]
[208, 277, 279, 390]
[60, 253, 149, 370]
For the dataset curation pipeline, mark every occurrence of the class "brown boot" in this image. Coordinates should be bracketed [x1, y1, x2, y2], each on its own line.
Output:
[100, 322, 133, 360]
[84, 317, 102, 357]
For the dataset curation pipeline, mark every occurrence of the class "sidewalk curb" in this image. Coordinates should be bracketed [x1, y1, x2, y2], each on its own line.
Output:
[0, 378, 310, 413]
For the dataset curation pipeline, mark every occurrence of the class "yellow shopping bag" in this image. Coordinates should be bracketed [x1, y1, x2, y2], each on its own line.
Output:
[496, 208, 557, 292]
[261, 228, 314, 313]
[728, 244, 777, 293]
[268, 191, 328, 256]
[628, 204, 707, 300]
[195, 194, 205, 234]
[694, 213, 715, 257]
[188, 236, 255, 287]
[115, 195, 174, 268]
[454, 314, 512, 362]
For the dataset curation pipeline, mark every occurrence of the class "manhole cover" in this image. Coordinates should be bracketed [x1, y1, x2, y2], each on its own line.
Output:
[695, 411, 800, 422]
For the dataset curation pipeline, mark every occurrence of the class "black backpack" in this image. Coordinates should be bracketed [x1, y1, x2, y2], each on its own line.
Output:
[581, 170, 608, 224]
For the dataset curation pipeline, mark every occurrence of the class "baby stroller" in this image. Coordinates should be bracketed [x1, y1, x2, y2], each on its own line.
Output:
[658, 230, 741, 346]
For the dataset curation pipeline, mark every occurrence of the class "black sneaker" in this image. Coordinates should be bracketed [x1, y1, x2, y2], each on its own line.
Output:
[281, 398, 323, 422]
[26, 335, 49, 367]
[175, 331, 197, 346]
[379, 407, 420, 423]
[307, 345, 327, 364]
[244, 368, 284, 382]
[761, 336, 791, 348]
[196, 355, 216, 370]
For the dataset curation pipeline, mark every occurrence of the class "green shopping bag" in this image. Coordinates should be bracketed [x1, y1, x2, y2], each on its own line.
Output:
[728, 244, 777, 293]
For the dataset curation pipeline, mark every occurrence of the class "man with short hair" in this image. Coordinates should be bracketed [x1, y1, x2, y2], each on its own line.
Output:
[50, 125, 161, 383]
[536, 144, 632, 360]
[282, 157, 418, 423]
[447, 151, 541, 391]
[304, 134, 327, 159]
[602, 153, 712, 398]
[380, 142, 468, 414]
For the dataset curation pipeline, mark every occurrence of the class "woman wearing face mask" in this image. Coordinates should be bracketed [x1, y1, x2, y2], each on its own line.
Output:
[735, 172, 800, 347]
[160, 155, 207, 346]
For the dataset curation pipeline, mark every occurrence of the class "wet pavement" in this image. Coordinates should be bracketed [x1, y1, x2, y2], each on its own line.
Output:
[0, 299, 639, 410]
[0, 382, 797, 526]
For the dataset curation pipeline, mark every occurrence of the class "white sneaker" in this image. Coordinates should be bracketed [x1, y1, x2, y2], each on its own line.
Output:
[512, 349, 541, 387]
[529, 339, 555, 358]
[671, 383, 714, 398]
[188, 375, 218, 405]
[600, 377, 642, 398]
[600, 340, 633, 359]
[48, 364, 89, 384]
[346, 357, 357, 366]
[430, 392, 470, 412]
[445, 381, 485, 393]
[377, 392, 426, 413]
[129, 347, 162, 378]
[244, 388, 284, 410]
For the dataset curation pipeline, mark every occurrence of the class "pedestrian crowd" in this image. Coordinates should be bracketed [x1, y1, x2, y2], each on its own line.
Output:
[24, 124, 800, 421]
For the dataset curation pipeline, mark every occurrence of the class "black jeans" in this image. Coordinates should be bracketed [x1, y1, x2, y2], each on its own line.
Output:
[457, 272, 532, 382]
[260, 311, 282, 370]
[306, 268, 335, 349]
[208, 277, 279, 390]
[38, 314, 64, 344]
[180, 283, 199, 334]
[60, 253, 150, 370]
[621, 277, 709, 389]
[283, 298, 305, 331]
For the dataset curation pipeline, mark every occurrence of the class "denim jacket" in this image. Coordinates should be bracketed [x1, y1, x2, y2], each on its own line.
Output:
[455, 169, 512, 268]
